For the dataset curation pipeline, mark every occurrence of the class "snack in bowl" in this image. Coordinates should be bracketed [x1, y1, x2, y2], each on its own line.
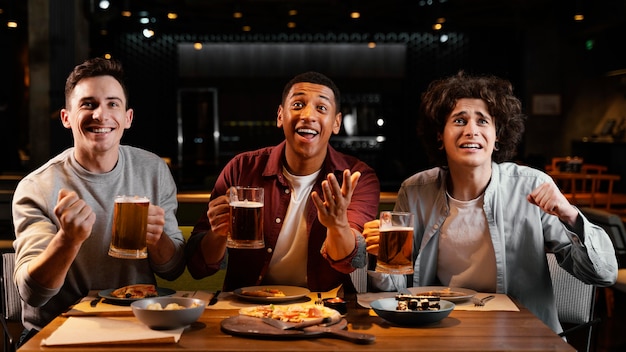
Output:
[240, 288, 286, 297]
[131, 297, 206, 330]
[322, 297, 348, 315]
[111, 284, 158, 299]
[239, 303, 340, 323]
[371, 297, 454, 326]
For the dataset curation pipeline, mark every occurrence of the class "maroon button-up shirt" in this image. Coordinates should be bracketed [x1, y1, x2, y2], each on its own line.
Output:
[186, 141, 380, 292]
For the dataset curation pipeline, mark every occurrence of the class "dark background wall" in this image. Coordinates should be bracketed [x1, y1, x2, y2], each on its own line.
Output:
[2, 0, 626, 193]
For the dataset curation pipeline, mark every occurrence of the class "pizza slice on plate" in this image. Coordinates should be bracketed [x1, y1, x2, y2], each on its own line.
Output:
[239, 304, 340, 323]
[110, 284, 158, 299]
[240, 288, 286, 297]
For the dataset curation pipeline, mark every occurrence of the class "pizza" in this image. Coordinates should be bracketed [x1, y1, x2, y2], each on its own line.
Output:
[240, 288, 286, 297]
[110, 284, 158, 299]
[413, 288, 465, 298]
[239, 304, 340, 323]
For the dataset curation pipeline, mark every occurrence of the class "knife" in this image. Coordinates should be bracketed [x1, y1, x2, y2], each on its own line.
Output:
[90, 297, 102, 307]
[208, 290, 221, 306]
[261, 316, 331, 330]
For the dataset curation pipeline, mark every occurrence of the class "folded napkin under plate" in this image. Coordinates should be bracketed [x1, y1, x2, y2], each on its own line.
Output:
[357, 292, 519, 312]
[64, 290, 205, 316]
[41, 316, 184, 346]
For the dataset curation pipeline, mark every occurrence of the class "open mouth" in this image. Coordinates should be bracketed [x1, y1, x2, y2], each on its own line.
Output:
[87, 127, 114, 134]
[296, 128, 319, 139]
[459, 143, 482, 149]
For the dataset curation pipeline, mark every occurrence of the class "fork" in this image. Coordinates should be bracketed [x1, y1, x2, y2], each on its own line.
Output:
[315, 292, 323, 306]
[472, 295, 495, 307]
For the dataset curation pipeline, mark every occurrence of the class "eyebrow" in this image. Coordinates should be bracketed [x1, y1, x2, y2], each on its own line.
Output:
[450, 110, 492, 119]
[79, 96, 124, 103]
[290, 91, 332, 104]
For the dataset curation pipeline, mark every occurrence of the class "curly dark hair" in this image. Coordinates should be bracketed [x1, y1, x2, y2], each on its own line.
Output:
[281, 71, 341, 112]
[417, 71, 526, 166]
[64, 57, 129, 109]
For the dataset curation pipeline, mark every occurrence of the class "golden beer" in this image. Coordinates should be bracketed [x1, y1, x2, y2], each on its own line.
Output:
[109, 195, 149, 259]
[377, 227, 414, 274]
[376, 211, 414, 274]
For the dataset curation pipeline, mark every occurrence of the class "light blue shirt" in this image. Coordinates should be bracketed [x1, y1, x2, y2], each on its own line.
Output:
[370, 162, 618, 333]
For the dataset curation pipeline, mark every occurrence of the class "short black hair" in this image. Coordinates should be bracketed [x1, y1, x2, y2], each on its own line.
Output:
[281, 71, 341, 111]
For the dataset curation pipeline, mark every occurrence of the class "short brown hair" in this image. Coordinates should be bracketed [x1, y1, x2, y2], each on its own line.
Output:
[64, 57, 129, 109]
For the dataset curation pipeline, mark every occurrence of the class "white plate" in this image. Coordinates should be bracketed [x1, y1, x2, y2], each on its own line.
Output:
[408, 286, 477, 302]
[233, 285, 311, 303]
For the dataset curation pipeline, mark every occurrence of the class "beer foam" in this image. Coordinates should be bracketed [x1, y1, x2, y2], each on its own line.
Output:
[230, 200, 263, 208]
[115, 195, 150, 203]
[380, 226, 413, 232]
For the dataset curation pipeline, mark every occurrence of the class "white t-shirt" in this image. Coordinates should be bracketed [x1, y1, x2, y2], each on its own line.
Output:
[263, 168, 320, 287]
[437, 192, 497, 292]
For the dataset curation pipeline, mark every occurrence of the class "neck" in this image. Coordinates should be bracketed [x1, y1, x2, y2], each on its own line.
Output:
[74, 147, 119, 173]
[283, 148, 326, 176]
[447, 164, 492, 201]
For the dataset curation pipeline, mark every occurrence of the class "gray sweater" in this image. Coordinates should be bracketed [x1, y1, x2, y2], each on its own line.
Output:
[12, 146, 185, 330]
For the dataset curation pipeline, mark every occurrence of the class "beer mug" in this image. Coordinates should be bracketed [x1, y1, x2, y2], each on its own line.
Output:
[227, 186, 265, 249]
[376, 211, 414, 274]
[109, 195, 149, 259]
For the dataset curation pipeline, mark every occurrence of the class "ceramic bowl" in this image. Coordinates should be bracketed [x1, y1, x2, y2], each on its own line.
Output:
[370, 298, 454, 326]
[131, 297, 206, 330]
[322, 297, 348, 315]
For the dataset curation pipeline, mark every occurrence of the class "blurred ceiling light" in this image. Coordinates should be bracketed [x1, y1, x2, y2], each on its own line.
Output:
[432, 23, 443, 30]
[287, 21, 296, 28]
[288, 9, 297, 16]
[436, 17, 446, 24]
[98, 0, 110, 10]
[574, 14, 584, 21]
[440, 34, 449, 42]
[104, 53, 112, 59]
[350, 12, 360, 19]
[193, 42, 202, 50]
[142, 28, 155, 38]
[368, 42, 376, 48]
[7, 21, 17, 28]
[121, 10, 131, 17]
[233, 11, 243, 19]
[242, 25, 251, 32]
[167, 12, 178, 20]
[140, 17, 150, 24]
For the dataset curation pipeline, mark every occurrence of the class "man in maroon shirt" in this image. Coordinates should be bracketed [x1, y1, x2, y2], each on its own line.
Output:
[186, 72, 380, 292]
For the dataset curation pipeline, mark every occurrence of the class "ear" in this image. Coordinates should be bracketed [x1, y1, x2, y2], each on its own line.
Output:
[332, 112, 342, 134]
[276, 105, 284, 128]
[124, 108, 134, 129]
[60, 109, 71, 129]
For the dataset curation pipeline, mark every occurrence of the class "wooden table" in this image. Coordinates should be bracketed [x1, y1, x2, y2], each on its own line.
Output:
[18, 297, 573, 352]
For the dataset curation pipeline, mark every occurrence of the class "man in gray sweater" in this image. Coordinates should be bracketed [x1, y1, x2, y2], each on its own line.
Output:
[11, 57, 185, 344]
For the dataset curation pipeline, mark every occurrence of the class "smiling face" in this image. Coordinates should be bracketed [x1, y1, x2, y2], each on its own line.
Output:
[60, 75, 133, 172]
[441, 98, 497, 172]
[277, 82, 341, 175]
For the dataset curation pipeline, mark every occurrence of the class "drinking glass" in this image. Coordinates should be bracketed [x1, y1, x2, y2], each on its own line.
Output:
[376, 211, 414, 274]
[227, 187, 265, 249]
[109, 195, 149, 259]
